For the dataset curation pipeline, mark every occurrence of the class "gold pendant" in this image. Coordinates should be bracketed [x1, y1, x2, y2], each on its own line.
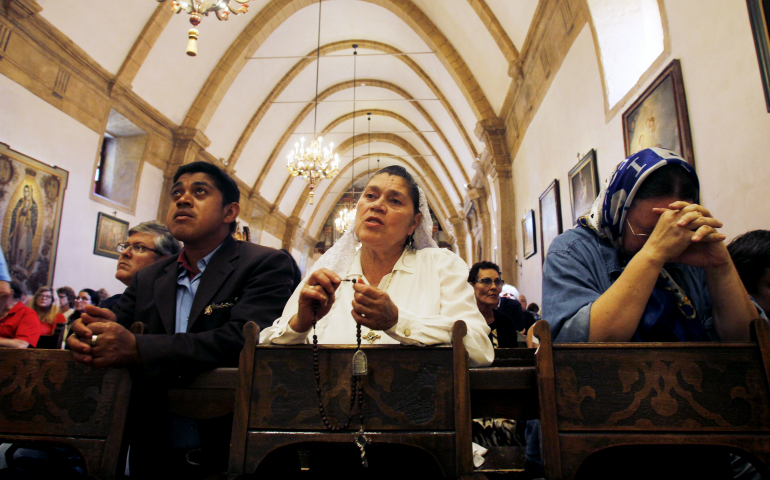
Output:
[362, 331, 381, 344]
[352, 350, 368, 376]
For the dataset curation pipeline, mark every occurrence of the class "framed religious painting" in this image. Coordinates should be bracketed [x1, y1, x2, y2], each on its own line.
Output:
[94, 212, 129, 259]
[747, 0, 770, 111]
[522, 209, 536, 259]
[622, 59, 695, 165]
[0, 143, 69, 294]
[539, 179, 563, 265]
[568, 149, 599, 226]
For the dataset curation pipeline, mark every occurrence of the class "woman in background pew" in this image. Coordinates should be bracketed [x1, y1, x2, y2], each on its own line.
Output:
[31, 286, 65, 337]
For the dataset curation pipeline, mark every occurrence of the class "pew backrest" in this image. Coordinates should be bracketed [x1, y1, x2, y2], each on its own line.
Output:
[0, 349, 131, 477]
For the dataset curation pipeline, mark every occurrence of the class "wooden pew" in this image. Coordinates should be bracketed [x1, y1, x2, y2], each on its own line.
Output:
[0, 348, 131, 478]
[223, 321, 474, 478]
[469, 348, 538, 474]
[534, 318, 770, 479]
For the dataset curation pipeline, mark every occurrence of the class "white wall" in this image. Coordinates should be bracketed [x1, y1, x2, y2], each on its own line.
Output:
[0, 74, 164, 297]
[260, 231, 283, 250]
[512, 0, 770, 312]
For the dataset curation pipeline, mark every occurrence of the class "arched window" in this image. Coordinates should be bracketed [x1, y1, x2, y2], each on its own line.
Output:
[588, 0, 666, 110]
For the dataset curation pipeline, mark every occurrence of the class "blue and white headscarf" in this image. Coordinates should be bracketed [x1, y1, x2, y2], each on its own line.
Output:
[579, 147, 699, 249]
[578, 148, 705, 342]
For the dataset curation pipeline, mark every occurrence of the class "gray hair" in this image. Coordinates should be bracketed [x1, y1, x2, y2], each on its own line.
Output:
[128, 221, 181, 257]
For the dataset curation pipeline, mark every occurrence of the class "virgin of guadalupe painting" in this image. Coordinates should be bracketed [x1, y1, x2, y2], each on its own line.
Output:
[0, 143, 68, 294]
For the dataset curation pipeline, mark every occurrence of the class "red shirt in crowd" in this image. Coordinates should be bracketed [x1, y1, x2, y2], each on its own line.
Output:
[38, 313, 66, 336]
[0, 302, 41, 347]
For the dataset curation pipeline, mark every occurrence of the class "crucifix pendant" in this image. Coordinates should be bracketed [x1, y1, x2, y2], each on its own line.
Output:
[355, 432, 370, 468]
[362, 331, 381, 344]
[352, 350, 368, 376]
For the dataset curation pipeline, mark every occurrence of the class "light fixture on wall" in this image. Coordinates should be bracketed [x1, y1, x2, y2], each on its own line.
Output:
[159, 0, 252, 56]
[286, 0, 340, 205]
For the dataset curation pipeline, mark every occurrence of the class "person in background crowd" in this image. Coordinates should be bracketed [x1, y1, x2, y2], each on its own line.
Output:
[97, 288, 110, 305]
[31, 286, 66, 336]
[468, 261, 523, 348]
[100, 221, 182, 310]
[518, 294, 528, 310]
[62, 289, 101, 347]
[72, 289, 100, 320]
[500, 283, 520, 300]
[728, 229, 770, 316]
[527, 303, 541, 323]
[0, 281, 40, 348]
[57, 287, 76, 321]
[0, 250, 11, 314]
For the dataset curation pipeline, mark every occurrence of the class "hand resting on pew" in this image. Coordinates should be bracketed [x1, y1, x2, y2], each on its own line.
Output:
[66, 304, 140, 367]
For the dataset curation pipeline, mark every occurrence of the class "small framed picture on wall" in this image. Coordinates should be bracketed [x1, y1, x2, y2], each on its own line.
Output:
[568, 149, 599, 225]
[539, 179, 563, 265]
[522, 209, 537, 259]
[94, 212, 129, 259]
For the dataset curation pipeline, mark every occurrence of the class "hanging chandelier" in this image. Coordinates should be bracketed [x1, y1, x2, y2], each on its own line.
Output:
[334, 206, 355, 233]
[159, 0, 252, 56]
[286, 0, 340, 204]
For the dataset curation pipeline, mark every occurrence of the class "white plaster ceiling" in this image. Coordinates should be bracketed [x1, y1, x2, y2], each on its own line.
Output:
[487, 0, 539, 51]
[38, 0, 158, 74]
[36, 0, 541, 240]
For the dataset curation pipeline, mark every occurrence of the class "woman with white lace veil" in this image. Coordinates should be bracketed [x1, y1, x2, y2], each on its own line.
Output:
[261, 165, 494, 367]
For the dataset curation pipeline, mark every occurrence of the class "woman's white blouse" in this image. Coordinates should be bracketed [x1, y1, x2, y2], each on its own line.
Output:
[260, 247, 494, 367]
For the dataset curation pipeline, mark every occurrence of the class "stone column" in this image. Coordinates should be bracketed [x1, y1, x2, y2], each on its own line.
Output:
[156, 127, 210, 221]
[475, 117, 517, 284]
[448, 216, 469, 263]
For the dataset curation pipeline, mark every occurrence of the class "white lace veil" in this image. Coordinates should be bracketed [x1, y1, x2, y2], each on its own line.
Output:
[306, 185, 437, 279]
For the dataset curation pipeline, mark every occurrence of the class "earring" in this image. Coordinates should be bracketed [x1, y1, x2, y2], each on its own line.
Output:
[406, 233, 415, 249]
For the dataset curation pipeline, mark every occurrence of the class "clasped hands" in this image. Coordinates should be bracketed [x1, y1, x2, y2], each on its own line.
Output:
[66, 305, 140, 368]
[290, 268, 399, 333]
[645, 201, 729, 269]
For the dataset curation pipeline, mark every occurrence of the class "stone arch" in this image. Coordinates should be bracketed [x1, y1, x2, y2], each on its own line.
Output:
[226, 39, 478, 172]
[250, 79, 463, 199]
[271, 107, 464, 209]
[179, 0, 496, 135]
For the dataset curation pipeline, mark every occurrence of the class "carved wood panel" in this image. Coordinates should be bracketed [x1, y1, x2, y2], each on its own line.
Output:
[0, 350, 123, 437]
[248, 346, 455, 431]
[553, 347, 770, 431]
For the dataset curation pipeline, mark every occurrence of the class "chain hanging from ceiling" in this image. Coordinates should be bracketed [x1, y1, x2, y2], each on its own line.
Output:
[286, 0, 341, 205]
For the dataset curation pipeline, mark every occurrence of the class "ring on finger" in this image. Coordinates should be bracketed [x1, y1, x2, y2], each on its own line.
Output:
[91, 334, 98, 346]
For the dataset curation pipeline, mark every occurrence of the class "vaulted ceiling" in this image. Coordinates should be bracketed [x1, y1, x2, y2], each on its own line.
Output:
[34, 0, 540, 239]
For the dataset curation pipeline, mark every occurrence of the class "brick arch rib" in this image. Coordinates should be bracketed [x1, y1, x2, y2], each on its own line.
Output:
[272, 108, 463, 209]
[179, 0, 495, 138]
[251, 80, 463, 201]
[227, 39, 477, 174]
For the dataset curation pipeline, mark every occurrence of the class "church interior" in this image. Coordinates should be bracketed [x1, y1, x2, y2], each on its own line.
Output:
[2, 1, 770, 478]
[1, 0, 768, 306]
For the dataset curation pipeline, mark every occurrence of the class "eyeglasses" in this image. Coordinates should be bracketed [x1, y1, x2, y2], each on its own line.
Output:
[626, 219, 652, 238]
[117, 242, 162, 255]
[476, 278, 504, 287]
[38, 295, 53, 299]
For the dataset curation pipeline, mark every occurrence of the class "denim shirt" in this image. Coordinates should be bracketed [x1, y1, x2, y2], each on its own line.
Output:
[542, 226, 720, 343]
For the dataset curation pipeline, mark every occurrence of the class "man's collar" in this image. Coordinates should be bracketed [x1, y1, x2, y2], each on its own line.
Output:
[177, 241, 225, 278]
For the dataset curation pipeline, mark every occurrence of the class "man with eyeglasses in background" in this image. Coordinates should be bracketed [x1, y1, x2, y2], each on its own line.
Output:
[468, 261, 525, 348]
[99, 221, 182, 310]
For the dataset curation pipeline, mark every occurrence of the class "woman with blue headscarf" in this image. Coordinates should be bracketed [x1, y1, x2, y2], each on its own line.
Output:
[525, 148, 761, 479]
[543, 147, 758, 343]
